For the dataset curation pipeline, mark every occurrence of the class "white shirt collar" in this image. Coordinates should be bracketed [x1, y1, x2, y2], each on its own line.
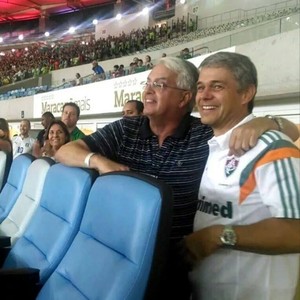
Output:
[208, 114, 255, 150]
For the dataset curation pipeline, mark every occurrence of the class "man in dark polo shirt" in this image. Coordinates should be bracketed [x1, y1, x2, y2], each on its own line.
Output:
[55, 57, 299, 299]
[61, 102, 85, 141]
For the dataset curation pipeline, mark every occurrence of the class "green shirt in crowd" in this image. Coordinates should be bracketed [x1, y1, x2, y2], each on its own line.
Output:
[70, 127, 85, 141]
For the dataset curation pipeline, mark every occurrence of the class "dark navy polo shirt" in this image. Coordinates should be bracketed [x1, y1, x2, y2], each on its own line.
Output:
[83, 114, 213, 240]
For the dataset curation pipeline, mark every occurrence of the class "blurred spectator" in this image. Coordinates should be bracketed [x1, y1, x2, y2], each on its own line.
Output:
[12, 119, 35, 158]
[32, 111, 55, 158]
[128, 62, 137, 74]
[144, 55, 154, 70]
[162, 53, 167, 58]
[180, 48, 192, 59]
[118, 64, 125, 76]
[135, 59, 146, 73]
[0, 118, 12, 153]
[92, 60, 106, 82]
[75, 73, 83, 85]
[122, 100, 144, 117]
[111, 65, 120, 78]
[61, 102, 85, 141]
[132, 57, 139, 64]
[41, 120, 70, 160]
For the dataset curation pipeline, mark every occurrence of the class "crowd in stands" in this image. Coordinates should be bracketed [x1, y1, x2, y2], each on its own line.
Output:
[0, 5, 298, 101]
[0, 20, 192, 88]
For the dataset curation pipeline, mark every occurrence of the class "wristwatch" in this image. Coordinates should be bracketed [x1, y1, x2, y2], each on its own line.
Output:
[266, 115, 283, 132]
[220, 225, 237, 247]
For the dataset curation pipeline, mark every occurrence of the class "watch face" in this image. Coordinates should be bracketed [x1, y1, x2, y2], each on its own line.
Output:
[220, 226, 236, 246]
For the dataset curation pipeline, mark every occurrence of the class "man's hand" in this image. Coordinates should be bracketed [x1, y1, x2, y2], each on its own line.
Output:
[229, 122, 261, 156]
[183, 225, 223, 269]
[229, 116, 300, 156]
[91, 154, 130, 174]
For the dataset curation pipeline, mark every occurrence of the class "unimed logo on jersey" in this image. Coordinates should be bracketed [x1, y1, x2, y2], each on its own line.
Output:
[196, 196, 233, 219]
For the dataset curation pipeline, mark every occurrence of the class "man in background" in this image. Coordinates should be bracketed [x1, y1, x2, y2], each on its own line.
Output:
[122, 100, 144, 117]
[61, 102, 85, 141]
[91, 60, 106, 82]
[12, 119, 35, 158]
[32, 111, 55, 157]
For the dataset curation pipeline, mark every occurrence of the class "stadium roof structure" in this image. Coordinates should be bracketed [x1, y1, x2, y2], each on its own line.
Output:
[0, 0, 151, 24]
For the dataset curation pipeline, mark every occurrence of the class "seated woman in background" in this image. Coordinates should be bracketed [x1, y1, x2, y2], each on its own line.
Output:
[0, 118, 12, 154]
[41, 120, 70, 161]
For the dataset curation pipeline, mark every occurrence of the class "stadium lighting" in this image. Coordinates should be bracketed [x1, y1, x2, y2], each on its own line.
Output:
[18, 34, 24, 41]
[0, 37, 3, 43]
[68, 26, 76, 34]
[142, 7, 149, 15]
[45, 31, 50, 37]
[116, 13, 122, 20]
[93, 19, 98, 25]
[180, 0, 186, 4]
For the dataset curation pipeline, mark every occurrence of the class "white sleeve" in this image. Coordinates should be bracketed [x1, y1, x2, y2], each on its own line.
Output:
[256, 155, 300, 219]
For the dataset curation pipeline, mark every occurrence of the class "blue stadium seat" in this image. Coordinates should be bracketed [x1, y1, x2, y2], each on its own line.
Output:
[0, 157, 55, 246]
[0, 154, 35, 223]
[36, 171, 173, 300]
[0, 164, 97, 297]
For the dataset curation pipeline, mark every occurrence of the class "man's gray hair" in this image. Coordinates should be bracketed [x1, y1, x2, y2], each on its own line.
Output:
[199, 52, 258, 112]
[157, 57, 199, 112]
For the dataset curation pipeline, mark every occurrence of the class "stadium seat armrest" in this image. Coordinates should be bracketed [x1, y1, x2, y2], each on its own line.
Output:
[0, 267, 40, 282]
[0, 236, 11, 247]
[0, 268, 41, 298]
[0, 246, 11, 267]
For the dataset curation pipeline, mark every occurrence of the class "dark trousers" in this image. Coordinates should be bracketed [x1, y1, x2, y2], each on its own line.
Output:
[158, 240, 191, 300]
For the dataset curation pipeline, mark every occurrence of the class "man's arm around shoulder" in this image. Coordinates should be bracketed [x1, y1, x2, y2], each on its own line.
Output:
[55, 139, 90, 167]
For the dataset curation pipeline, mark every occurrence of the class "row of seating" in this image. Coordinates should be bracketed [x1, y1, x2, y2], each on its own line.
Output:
[0, 152, 173, 299]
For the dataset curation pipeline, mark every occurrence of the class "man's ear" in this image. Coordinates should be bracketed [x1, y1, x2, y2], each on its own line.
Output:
[242, 84, 256, 105]
[179, 91, 193, 109]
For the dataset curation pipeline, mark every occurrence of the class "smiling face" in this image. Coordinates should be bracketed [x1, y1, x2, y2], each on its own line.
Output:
[142, 63, 189, 121]
[48, 123, 68, 149]
[196, 67, 252, 136]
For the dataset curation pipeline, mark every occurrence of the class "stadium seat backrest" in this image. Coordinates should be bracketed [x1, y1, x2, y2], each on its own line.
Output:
[0, 154, 35, 223]
[0, 151, 12, 193]
[2, 163, 97, 285]
[0, 157, 55, 245]
[37, 171, 173, 300]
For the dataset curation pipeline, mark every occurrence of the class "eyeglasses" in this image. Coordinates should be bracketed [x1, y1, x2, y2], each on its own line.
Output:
[141, 81, 188, 92]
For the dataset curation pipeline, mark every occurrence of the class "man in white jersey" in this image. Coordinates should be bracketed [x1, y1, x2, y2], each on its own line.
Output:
[12, 119, 35, 159]
[184, 52, 300, 300]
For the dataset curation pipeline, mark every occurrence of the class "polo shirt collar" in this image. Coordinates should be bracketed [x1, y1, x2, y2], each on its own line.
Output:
[140, 113, 193, 139]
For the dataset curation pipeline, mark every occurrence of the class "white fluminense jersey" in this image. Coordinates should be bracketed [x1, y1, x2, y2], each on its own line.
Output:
[12, 135, 35, 159]
[190, 115, 300, 300]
